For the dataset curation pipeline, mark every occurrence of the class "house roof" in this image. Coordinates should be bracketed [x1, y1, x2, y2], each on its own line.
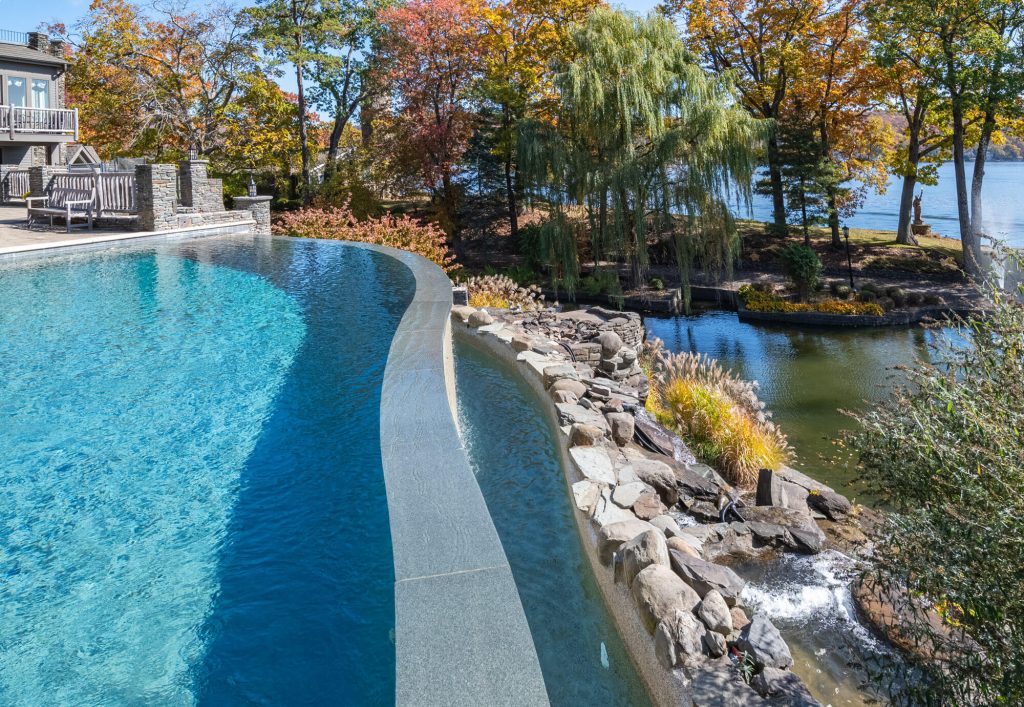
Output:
[0, 44, 67, 69]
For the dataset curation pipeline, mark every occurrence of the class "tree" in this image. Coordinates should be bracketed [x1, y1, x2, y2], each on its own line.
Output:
[674, 0, 819, 234]
[245, 0, 335, 197]
[60, 0, 300, 176]
[477, 0, 600, 239]
[775, 111, 835, 243]
[845, 276, 1024, 704]
[377, 0, 485, 236]
[518, 9, 764, 296]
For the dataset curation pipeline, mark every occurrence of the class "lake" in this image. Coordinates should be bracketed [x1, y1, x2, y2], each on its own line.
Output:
[743, 160, 1024, 248]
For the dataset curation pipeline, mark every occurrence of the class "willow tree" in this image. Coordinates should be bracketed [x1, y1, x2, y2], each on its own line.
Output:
[518, 9, 765, 299]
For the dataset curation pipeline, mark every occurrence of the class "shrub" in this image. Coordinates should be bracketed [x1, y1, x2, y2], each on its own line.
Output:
[272, 205, 456, 272]
[906, 291, 925, 306]
[738, 286, 884, 316]
[834, 284, 852, 299]
[581, 270, 623, 297]
[464, 274, 545, 311]
[860, 282, 880, 295]
[649, 277, 665, 291]
[923, 293, 944, 306]
[780, 244, 823, 301]
[864, 255, 960, 275]
[642, 340, 789, 486]
[876, 296, 895, 311]
[886, 286, 907, 307]
[857, 290, 878, 303]
[844, 285, 1024, 703]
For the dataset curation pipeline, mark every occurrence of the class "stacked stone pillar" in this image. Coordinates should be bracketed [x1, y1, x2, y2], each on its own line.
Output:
[178, 160, 224, 213]
[232, 196, 273, 235]
[28, 166, 60, 199]
[135, 164, 177, 232]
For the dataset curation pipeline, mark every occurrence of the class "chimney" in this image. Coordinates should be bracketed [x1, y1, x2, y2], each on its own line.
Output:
[27, 32, 50, 53]
[50, 39, 65, 58]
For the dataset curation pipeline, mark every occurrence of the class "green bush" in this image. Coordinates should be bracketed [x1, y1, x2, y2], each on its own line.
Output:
[649, 277, 665, 291]
[857, 290, 877, 303]
[780, 244, 822, 302]
[906, 291, 925, 306]
[845, 284, 1024, 703]
[581, 270, 623, 297]
[516, 224, 545, 270]
[876, 296, 895, 311]
[860, 282, 881, 295]
[886, 287, 907, 307]
[923, 293, 943, 306]
[834, 284, 852, 299]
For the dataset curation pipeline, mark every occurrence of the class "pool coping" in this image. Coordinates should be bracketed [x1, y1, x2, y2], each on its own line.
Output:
[341, 242, 550, 707]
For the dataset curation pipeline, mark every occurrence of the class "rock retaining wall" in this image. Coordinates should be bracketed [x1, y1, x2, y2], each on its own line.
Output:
[451, 302, 863, 706]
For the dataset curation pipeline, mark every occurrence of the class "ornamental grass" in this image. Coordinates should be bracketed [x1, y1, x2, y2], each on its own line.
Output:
[642, 339, 789, 487]
[463, 274, 545, 311]
[272, 204, 456, 272]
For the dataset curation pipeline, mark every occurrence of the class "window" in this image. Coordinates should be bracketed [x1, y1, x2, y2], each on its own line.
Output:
[31, 79, 49, 109]
[7, 76, 26, 107]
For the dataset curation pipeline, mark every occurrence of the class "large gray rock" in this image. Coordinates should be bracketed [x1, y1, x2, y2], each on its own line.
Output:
[630, 564, 701, 631]
[654, 620, 678, 669]
[468, 309, 494, 327]
[755, 468, 810, 512]
[697, 589, 733, 635]
[571, 480, 602, 516]
[596, 330, 623, 357]
[669, 550, 746, 606]
[807, 489, 853, 520]
[703, 630, 728, 658]
[510, 334, 533, 352]
[598, 518, 656, 564]
[738, 615, 793, 670]
[611, 482, 648, 508]
[556, 403, 609, 432]
[620, 529, 670, 585]
[632, 492, 667, 520]
[605, 411, 635, 446]
[629, 456, 680, 506]
[542, 363, 578, 387]
[667, 535, 702, 559]
[664, 607, 706, 657]
[451, 305, 477, 322]
[551, 390, 579, 405]
[649, 514, 682, 538]
[593, 488, 637, 527]
[569, 423, 604, 447]
[569, 445, 615, 485]
[690, 658, 768, 706]
[549, 377, 587, 399]
[750, 668, 820, 705]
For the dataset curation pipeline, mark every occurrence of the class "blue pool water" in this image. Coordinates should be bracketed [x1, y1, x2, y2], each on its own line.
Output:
[454, 340, 651, 707]
[0, 236, 416, 704]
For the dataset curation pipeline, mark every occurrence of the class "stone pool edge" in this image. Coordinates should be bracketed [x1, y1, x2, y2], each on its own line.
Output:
[451, 323, 685, 707]
[354, 242, 549, 707]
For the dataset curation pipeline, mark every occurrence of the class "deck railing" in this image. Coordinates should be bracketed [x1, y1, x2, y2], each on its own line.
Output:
[0, 29, 29, 45]
[1, 169, 30, 201]
[0, 105, 78, 139]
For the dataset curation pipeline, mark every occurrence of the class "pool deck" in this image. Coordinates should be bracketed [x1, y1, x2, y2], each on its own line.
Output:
[369, 243, 549, 706]
[0, 205, 255, 260]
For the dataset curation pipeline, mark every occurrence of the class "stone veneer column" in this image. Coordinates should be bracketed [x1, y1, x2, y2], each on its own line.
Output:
[136, 164, 178, 232]
[232, 195, 273, 235]
[178, 160, 226, 212]
[28, 166, 58, 198]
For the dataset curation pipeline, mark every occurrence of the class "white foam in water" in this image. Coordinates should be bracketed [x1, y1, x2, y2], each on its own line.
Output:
[740, 550, 884, 652]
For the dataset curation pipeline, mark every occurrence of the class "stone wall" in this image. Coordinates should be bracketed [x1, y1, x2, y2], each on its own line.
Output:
[135, 164, 177, 232]
[177, 161, 225, 213]
[232, 196, 272, 235]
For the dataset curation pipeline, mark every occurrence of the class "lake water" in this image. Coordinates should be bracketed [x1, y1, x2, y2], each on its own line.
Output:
[744, 160, 1024, 247]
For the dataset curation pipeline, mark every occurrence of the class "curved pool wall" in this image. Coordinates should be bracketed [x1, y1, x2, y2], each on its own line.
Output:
[453, 325, 685, 707]
[453, 339, 651, 707]
[0, 233, 547, 706]
[371, 244, 549, 707]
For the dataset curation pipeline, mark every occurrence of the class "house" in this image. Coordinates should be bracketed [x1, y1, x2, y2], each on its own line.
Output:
[0, 29, 77, 167]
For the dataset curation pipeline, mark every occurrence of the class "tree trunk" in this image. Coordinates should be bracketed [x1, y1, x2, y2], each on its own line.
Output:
[950, 98, 979, 278]
[896, 174, 919, 246]
[800, 177, 809, 246]
[295, 63, 311, 201]
[327, 109, 345, 164]
[766, 131, 787, 235]
[971, 115, 995, 264]
[827, 190, 841, 248]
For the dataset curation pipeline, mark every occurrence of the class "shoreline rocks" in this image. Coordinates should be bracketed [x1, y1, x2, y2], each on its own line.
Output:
[451, 302, 862, 707]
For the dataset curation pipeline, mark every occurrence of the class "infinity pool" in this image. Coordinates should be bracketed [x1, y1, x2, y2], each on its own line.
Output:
[0, 236, 415, 704]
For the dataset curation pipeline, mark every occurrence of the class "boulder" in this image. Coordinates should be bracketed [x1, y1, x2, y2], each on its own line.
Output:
[703, 630, 728, 658]
[669, 550, 746, 606]
[649, 514, 682, 538]
[674, 464, 722, 501]
[596, 330, 623, 357]
[666, 536, 702, 559]
[510, 334, 533, 352]
[696, 590, 733, 635]
[755, 468, 810, 512]
[620, 529, 670, 585]
[629, 457, 680, 506]
[468, 310, 494, 327]
[633, 492, 667, 520]
[549, 378, 587, 399]
[807, 489, 853, 521]
[665, 608, 706, 657]
[603, 397, 625, 414]
[690, 658, 768, 706]
[598, 518, 656, 564]
[542, 363, 578, 388]
[730, 607, 751, 633]
[551, 390, 578, 405]
[654, 620, 678, 669]
[737, 615, 793, 670]
[605, 412, 636, 446]
[630, 564, 701, 631]
[611, 482, 648, 508]
[569, 446, 615, 485]
[571, 480, 602, 516]
[750, 668, 820, 705]
[569, 423, 605, 447]
[556, 403, 609, 432]
[593, 487, 638, 528]
[451, 305, 476, 323]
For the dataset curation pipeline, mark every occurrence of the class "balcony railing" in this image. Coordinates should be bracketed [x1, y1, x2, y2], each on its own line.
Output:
[0, 105, 78, 140]
[0, 29, 29, 46]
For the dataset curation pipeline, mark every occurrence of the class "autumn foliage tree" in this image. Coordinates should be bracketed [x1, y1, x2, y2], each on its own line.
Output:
[377, 0, 485, 236]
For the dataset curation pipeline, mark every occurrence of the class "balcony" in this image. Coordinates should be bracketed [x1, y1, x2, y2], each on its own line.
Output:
[0, 105, 78, 141]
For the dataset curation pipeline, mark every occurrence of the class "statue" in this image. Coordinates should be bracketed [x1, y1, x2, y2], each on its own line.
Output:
[913, 190, 923, 225]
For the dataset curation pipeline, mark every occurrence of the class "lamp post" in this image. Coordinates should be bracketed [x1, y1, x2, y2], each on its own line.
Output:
[247, 173, 257, 197]
[188, 144, 198, 162]
[843, 224, 855, 289]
